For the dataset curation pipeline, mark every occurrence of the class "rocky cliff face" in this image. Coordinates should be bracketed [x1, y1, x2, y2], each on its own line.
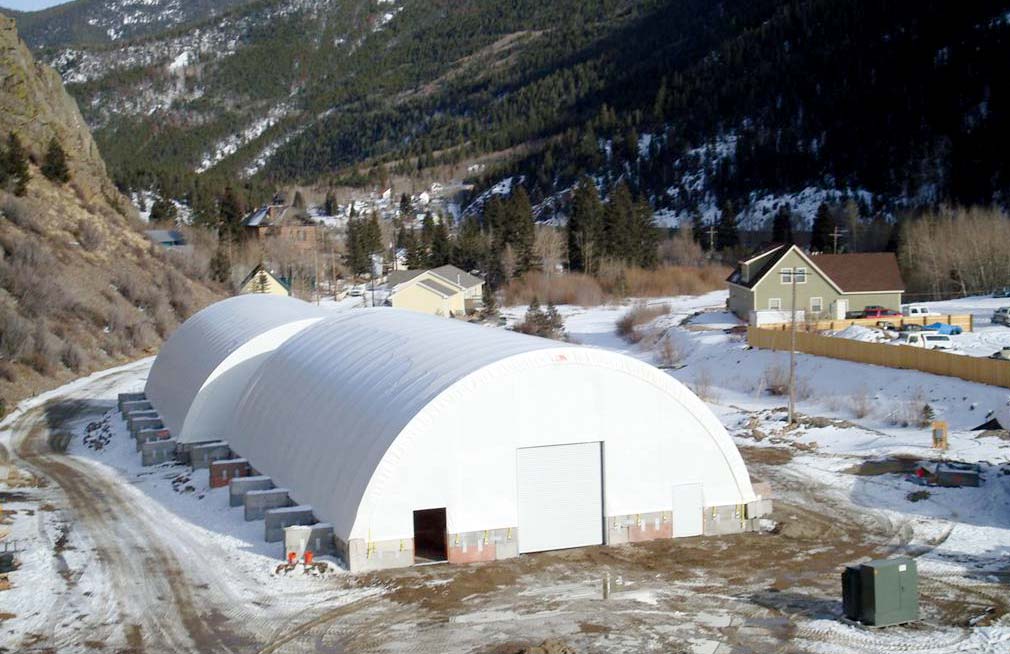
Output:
[0, 14, 121, 206]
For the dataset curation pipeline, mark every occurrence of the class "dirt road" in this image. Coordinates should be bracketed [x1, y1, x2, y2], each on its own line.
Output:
[4, 364, 271, 653]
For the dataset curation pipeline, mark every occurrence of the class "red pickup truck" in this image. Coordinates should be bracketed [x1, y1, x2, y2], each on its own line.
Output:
[861, 306, 900, 318]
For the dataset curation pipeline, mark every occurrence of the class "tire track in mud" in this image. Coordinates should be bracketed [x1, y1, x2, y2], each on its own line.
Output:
[7, 372, 258, 653]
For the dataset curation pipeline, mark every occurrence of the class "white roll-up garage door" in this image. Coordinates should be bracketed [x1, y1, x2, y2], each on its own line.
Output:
[516, 442, 603, 553]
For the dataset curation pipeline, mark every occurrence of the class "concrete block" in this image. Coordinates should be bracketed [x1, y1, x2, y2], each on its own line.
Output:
[174, 440, 219, 465]
[285, 523, 336, 558]
[745, 498, 773, 519]
[141, 439, 177, 467]
[120, 400, 153, 416]
[190, 442, 231, 470]
[703, 504, 751, 536]
[209, 458, 251, 489]
[129, 417, 164, 438]
[264, 506, 315, 543]
[244, 488, 290, 521]
[229, 475, 274, 507]
[447, 526, 518, 564]
[135, 428, 172, 452]
[117, 392, 146, 412]
[346, 537, 413, 573]
[126, 410, 160, 432]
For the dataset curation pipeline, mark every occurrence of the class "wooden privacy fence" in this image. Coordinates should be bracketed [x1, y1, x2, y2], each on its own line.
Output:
[747, 327, 1010, 389]
[759, 314, 974, 333]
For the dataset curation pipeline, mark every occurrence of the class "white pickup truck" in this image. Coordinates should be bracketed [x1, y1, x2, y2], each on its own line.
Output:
[896, 332, 953, 350]
[902, 304, 939, 317]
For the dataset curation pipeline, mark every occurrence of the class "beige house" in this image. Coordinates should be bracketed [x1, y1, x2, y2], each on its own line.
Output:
[727, 244, 904, 322]
[387, 265, 485, 317]
[240, 263, 291, 297]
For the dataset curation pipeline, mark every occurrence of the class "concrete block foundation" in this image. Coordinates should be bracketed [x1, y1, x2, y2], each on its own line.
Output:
[174, 440, 220, 466]
[244, 488, 290, 521]
[703, 504, 753, 536]
[120, 400, 153, 416]
[126, 410, 160, 433]
[135, 428, 171, 452]
[229, 476, 274, 507]
[191, 442, 232, 470]
[129, 418, 164, 438]
[606, 511, 673, 545]
[264, 506, 315, 542]
[284, 523, 336, 558]
[447, 527, 518, 564]
[117, 392, 146, 412]
[141, 439, 177, 467]
[342, 536, 414, 573]
[210, 458, 251, 489]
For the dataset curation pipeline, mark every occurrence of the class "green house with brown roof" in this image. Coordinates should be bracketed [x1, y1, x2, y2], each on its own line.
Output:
[727, 244, 905, 322]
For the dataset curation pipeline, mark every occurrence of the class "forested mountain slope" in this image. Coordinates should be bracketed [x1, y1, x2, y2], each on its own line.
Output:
[0, 15, 221, 408]
[9, 0, 1010, 227]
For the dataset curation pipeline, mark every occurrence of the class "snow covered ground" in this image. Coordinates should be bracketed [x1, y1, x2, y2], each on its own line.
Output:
[2, 290, 1009, 652]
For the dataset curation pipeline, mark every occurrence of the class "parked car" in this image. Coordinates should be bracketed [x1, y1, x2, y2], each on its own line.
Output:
[993, 287, 1010, 298]
[922, 322, 963, 335]
[992, 307, 1010, 326]
[876, 320, 897, 331]
[902, 304, 939, 318]
[897, 332, 953, 350]
[989, 347, 1010, 360]
[862, 306, 900, 318]
[348, 286, 365, 297]
[898, 323, 924, 333]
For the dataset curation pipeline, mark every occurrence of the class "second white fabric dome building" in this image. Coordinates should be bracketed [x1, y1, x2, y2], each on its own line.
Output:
[216, 305, 765, 572]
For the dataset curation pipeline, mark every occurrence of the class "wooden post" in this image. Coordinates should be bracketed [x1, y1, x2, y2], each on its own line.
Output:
[788, 273, 797, 426]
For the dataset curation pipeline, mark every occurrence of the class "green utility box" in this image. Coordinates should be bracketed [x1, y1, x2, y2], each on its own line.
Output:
[842, 558, 918, 627]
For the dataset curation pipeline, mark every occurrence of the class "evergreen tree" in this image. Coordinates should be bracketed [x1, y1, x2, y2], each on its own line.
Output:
[405, 229, 426, 269]
[716, 200, 739, 251]
[566, 177, 603, 272]
[218, 186, 244, 243]
[209, 246, 231, 284]
[149, 195, 178, 224]
[602, 182, 635, 261]
[253, 269, 271, 293]
[691, 210, 705, 245]
[507, 186, 536, 272]
[293, 190, 306, 210]
[810, 202, 835, 252]
[41, 137, 70, 184]
[631, 199, 659, 268]
[5, 132, 30, 197]
[324, 190, 337, 216]
[481, 282, 498, 319]
[428, 217, 452, 267]
[772, 204, 794, 244]
[399, 192, 413, 218]
[454, 215, 487, 272]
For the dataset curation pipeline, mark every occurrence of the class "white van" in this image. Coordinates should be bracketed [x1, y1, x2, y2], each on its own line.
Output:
[992, 307, 1010, 326]
[897, 332, 953, 350]
[902, 304, 938, 317]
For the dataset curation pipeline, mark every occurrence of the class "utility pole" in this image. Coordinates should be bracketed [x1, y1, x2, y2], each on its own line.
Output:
[706, 225, 718, 256]
[831, 226, 844, 254]
[788, 270, 798, 426]
[313, 227, 320, 306]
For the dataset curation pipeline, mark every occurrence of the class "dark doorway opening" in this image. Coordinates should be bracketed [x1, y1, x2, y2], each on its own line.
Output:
[412, 508, 448, 563]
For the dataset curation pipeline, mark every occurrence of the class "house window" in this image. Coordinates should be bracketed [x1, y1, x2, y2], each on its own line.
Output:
[795, 267, 807, 284]
[780, 268, 792, 284]
[810, 297, 823, 313]
[769, 298, 782, 311]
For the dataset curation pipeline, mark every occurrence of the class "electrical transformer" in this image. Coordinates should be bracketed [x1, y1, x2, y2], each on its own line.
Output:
[842, 557, 919, 627]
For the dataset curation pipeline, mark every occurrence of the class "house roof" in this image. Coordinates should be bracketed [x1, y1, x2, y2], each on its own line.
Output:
[241, 263, 291, 292]
[145, 229, 186, 246]
[387, 269, 426, 287]
[243, 207, 271, 228]
[808, 252, 906, 292]
[417, 278, 459, 298]
[726, 244, 790, 289]
[431, 265, 484, 290]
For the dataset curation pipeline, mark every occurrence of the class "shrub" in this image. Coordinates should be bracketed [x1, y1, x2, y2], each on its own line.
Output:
[1, 195, 41, 233]
[166, 269, 196, 319]
[504, 271, 604, 306]
[850, 387, 873, 419]
[762, 361, 791, 396]
[690, 367, 718, 402]
[616, 301, 670, 343]
[26, 322, 59, 374]
[656, 336, 682, 368]
[128, 321, 159, 350]
[61, 342, 87, 372]
[513, 297, 566, 340]
[599, 261, 730, 298]
[0, 361, 15, 382]
[0, 305, 32, 359]
[76, 220, 104, 252]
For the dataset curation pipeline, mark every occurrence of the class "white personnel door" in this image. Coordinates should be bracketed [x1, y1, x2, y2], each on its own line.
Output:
[516, 442, 603, 554]
[672, 483, 704, 537]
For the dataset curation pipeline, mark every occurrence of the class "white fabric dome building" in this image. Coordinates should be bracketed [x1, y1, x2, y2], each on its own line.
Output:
[222, 307, 766, 572]
[145, 295, 325, 445]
